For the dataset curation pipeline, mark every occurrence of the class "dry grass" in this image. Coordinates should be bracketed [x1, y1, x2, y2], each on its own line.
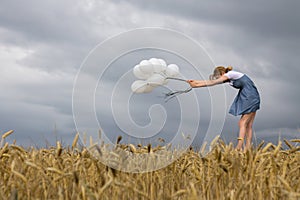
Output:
[0, 133, 300, 199]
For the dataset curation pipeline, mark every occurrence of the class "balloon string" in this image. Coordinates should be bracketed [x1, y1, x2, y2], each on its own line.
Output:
[165, 77, 187, 82]
[163, 77, 193, 102]
[164, 87, 192, 102]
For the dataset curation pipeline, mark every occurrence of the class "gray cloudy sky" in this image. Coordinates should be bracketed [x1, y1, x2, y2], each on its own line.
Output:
[0, 0, 299, 147]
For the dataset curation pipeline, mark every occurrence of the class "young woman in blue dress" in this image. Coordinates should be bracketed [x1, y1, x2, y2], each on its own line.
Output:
[187, 66, 260, 151]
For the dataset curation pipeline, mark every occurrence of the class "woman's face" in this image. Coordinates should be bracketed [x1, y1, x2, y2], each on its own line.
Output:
[213, 71, 222, 79]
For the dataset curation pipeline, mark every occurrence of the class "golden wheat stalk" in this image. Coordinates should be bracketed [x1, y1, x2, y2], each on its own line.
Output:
[72, 133, 79, 149]
[46, 167, 64, 175]
[11, 169, 27, 183]
[171, 189, 187, 198]
[261, 143, 273, 153]
[277, 175, 292, 192]
[128, 144, 137, 153]
[1, 130, 14, 147]
[2, 130, 14, 139]
[290, 139, 300, 143]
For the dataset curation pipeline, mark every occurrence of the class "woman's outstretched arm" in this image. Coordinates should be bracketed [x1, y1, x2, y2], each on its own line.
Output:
[187, 75, 229, 88]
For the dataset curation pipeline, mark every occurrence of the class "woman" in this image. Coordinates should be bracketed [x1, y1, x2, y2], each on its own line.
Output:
[187, 66, 260, 151]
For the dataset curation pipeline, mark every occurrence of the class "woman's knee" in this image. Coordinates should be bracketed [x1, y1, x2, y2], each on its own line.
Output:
[239, 115, 252, 128]
[239, 119, 248, 128]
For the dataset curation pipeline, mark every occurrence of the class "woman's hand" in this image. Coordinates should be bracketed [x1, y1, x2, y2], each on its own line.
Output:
[187, 80, 199, 88]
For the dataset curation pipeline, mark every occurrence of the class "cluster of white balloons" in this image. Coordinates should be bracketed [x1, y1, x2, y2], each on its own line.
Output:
[131, 58, 180, 93]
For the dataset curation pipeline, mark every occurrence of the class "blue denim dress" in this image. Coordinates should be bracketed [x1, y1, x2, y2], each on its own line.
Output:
[229, 75, 260, 116]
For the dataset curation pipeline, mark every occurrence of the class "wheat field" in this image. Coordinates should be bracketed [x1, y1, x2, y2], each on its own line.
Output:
[0, 131, 300, 200]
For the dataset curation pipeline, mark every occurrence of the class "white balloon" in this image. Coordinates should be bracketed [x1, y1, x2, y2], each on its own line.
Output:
[143, 84, 154, 93]
[165, 64, 180, 77]
[153, 64, 164, 73]
[140, 60, 151, 66]
[131, 80, 144, 93]
[139, 60, 154, 75]
[131, 80, 153, 93]
[146, 74, 166, 86]
[133, 65, 149, 79]
[158, 59, 167, 72]
[149, 58, 166, 73]
[158, 59, 167, 67]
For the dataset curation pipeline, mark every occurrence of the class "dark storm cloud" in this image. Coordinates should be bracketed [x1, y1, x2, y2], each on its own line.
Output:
[0, 1, 95, 45]
[114, 0, 300, 75]
[113, 0, 300, 38]
[0, 0, 115, 73]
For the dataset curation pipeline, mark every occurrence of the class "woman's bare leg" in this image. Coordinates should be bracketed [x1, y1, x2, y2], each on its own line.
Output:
[236, 113, 253, 150]
[245, 112, 256, 150]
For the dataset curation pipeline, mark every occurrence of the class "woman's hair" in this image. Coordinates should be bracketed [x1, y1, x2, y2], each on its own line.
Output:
[209, 66, 233, 80]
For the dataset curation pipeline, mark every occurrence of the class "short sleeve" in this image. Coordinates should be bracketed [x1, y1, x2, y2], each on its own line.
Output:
[224, 71, 244, 80]
[224, 71, 234, 79]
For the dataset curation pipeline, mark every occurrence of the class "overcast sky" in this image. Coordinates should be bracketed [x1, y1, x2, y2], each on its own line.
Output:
[0, 0, 299, 147]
